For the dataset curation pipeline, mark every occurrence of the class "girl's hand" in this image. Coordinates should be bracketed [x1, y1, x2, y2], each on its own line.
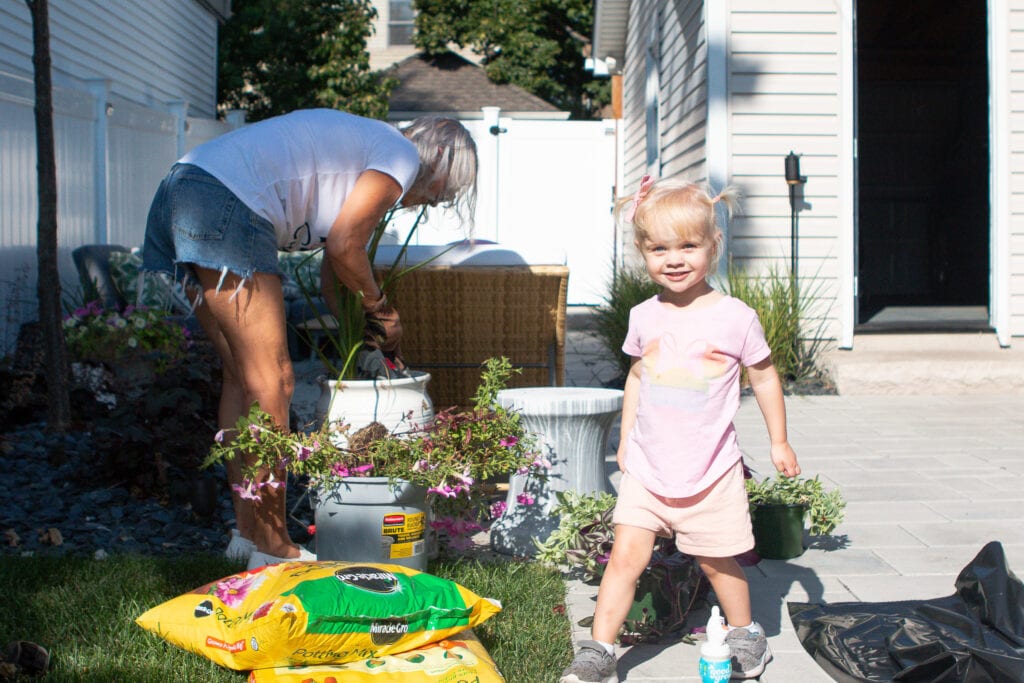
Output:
[770, 442, 800, 477]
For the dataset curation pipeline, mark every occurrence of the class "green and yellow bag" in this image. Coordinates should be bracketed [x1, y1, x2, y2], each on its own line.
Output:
[247, 629, 504, 682]
[136, 561, 501, 671]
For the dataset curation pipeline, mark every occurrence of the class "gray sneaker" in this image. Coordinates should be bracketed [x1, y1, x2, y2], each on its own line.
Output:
[726, 626, 772, 679]
[559, 640, 618, 683]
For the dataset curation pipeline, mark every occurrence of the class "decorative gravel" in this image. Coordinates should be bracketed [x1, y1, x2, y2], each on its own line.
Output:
[0, 423, 314, 559]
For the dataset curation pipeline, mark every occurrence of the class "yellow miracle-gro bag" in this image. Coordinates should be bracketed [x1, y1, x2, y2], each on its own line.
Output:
[247, 628, 504, 683]
[135, 561, 501, 671]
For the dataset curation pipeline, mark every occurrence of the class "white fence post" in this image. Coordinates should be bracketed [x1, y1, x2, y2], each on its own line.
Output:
[86, 79, 110, 244]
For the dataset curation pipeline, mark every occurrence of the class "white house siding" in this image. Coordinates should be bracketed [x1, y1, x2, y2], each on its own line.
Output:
[727, 1, 843, 339]
[1, 1, 220, 118]
[0, 1, 226, 354]
[1011, 1, 1024, 337]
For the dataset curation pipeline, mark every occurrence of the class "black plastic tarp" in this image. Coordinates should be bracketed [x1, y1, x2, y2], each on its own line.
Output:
[788, 542, 1024, 682]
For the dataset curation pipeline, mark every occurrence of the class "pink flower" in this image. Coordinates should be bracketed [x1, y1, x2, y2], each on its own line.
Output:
[499, 436, 519, 448]
[428, 484, 458, 498]
[232, 480, 261, 501]
[516, 492, 535, 506]
[532, 455, 552, 469]
[490, 500, 507, 519]
[248, 424, 263, 442]
[214, 574, 263, 608]
[214, 429, 227, 444]
[294, 444, 314, 461]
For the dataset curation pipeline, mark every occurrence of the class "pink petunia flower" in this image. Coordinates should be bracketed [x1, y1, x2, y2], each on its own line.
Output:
[499, 436, 519, 448]
[516, 492, 535, 506]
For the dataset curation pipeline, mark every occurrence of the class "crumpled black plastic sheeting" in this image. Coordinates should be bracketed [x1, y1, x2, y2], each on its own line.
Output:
[789, 542, 1024, 682]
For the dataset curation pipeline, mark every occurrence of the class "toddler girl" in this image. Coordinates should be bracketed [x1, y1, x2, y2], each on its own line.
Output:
[560, 176, 800, 683]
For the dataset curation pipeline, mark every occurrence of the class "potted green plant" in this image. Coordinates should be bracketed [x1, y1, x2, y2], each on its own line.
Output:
[745, 471, 846, 560]
[535, 490, 709, 643]
[203, 358, 547, 566]
[289, 206, 439, 380]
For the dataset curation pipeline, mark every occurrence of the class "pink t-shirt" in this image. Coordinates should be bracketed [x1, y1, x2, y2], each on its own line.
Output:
[621, 294, 770, 498]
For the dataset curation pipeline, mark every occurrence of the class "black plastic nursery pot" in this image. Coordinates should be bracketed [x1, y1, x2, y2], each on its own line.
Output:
[751, 503, 806, 560]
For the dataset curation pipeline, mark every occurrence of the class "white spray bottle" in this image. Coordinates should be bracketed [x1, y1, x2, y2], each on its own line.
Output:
[699, 606, 732, 683]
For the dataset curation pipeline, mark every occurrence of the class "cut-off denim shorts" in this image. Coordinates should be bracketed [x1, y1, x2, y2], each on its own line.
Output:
[142, 163, 282, 298]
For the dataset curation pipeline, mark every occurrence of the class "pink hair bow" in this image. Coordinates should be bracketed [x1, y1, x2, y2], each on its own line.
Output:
[624, 175, 654, 222]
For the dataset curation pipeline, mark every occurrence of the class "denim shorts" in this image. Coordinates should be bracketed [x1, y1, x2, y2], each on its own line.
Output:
[142, 163, 282, 293]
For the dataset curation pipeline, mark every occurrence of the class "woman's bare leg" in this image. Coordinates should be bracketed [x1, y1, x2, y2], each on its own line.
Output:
[192, 266, 299, 558]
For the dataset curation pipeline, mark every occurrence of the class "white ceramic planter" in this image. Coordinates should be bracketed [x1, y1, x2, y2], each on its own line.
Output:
[315, 371, 434, 439]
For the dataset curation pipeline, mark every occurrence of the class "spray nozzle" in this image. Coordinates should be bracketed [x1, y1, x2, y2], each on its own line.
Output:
[706, 606, 726, 646]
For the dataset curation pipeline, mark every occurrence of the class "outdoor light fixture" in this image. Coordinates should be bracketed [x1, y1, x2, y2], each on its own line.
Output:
[784, 151, 805, 279]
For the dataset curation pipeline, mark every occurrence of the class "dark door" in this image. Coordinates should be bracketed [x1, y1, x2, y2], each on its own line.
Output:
[856, 1, 990, 330]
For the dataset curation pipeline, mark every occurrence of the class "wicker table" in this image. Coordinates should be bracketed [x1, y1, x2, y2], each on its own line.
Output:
[490, 387, 624, 557]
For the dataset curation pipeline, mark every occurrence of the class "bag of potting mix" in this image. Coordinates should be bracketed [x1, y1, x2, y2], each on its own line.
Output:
[246, 628, 504, 682]
[135, 561, 501, 671]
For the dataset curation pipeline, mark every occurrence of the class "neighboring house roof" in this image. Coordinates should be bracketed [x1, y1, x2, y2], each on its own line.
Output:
[592, 0, 628, 67]
[386, 51, 568, 120]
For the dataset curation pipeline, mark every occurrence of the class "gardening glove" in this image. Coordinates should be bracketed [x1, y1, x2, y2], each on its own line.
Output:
[363, 298, 404, 362]
[355, 348, 410, 380]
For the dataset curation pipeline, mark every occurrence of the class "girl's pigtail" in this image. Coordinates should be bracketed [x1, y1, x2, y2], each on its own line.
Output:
[711, 185, 741, 219]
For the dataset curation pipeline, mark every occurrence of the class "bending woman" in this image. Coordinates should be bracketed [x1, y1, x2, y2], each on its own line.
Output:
[143, 110, 478, 569]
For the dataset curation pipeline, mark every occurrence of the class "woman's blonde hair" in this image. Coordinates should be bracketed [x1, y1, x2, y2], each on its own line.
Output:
[402, 116, 478, 227]
[614, 177, 740, 274]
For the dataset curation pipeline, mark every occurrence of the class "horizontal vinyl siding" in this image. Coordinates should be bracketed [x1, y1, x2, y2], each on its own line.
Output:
[728, 2, 843, 340]
[2, 1, 218, 117]
[1011, 2, 1024, 337]
[658, 1, 708, 180]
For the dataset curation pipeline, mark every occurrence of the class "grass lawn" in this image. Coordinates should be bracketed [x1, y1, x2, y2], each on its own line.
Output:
[0, 553, 572, 681]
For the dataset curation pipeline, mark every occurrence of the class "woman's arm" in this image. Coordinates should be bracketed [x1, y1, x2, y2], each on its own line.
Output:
[617, 357, 642, 472]
[746, 357, 801, 477]
[320, 170, 403, 311]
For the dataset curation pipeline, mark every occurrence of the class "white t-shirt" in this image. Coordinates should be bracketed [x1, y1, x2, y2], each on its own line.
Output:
[181, 109, 420, 251]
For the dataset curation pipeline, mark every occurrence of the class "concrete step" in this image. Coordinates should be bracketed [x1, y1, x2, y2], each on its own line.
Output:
[823, 333, 1024, 395]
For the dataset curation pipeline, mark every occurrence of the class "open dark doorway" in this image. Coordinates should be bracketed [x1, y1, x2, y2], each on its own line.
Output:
[856, 1, 990, 331]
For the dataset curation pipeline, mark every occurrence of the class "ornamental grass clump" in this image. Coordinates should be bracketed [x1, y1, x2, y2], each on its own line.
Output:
[203, 357, 547, 548]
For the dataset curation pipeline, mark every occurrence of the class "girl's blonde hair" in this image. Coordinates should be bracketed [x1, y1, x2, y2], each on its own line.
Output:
[614, 177, 740, 274]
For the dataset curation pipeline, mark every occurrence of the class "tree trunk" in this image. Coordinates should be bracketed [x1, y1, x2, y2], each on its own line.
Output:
[27, 0, 71, 432]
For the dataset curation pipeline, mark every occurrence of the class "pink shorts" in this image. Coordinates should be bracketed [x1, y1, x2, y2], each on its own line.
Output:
[612, 460, 754, 557]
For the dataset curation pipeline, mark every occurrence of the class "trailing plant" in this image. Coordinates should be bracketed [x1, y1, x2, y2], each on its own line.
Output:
[203, 357, 547, 548]
[535, 490, 709, 643]
[745, 472, 846, 536]
[62, 300, 191, 369]
[535, 489, 617, 580]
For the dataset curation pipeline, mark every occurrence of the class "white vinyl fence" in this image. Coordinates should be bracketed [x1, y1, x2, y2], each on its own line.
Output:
[1, 84, 619, 354]
[0, 69, 232, 354]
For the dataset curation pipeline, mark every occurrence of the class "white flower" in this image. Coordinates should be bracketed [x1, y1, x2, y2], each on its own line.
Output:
[133, 316, 146, 329]
[127, 336, 138, 348]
